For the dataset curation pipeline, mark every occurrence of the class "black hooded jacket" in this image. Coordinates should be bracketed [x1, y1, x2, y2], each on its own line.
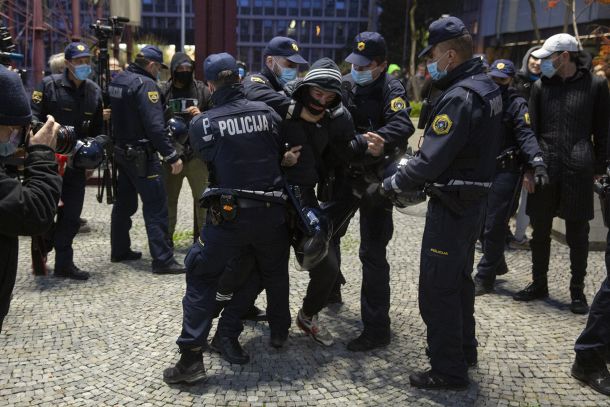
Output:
[514, 46, 541, 100]
[160, 52, 211, 115]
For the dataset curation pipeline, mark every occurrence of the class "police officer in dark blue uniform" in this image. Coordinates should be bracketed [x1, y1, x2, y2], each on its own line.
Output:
[108, 45, 185, 274]
[474, 59, 547, 295]
[163, 53, 289, 384]
[31, 42, 103, 280]
[243, 36, 323, 125]
[337, 31, 415, 351]
[382, 17, 503, 389]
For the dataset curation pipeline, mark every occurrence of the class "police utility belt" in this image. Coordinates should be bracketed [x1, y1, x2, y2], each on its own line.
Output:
[114, 141, 156, 177]
[496, 148, 521, 171]
[200, 188, 286, 225]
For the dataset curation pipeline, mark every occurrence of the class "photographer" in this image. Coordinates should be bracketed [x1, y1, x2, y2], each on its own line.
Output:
[30, 42, 104, 280]
[0, 65, 62, 332]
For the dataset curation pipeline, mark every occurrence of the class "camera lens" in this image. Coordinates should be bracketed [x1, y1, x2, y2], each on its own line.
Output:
[55, 125, 77, 155]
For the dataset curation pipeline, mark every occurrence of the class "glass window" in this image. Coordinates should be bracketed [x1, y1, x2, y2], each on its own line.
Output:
[288, 0, 298, 16]
[335, 22, 345, 43]
[156, 17, 166, 29]
[253, 48, 262, 72]
[167, 0, 178, 12]
[239, 21, 251, 42]
[263, 20, 274, 41]
[277, 0, 287, 16]
[312, 22, 322, 44]
[253, 0, 263, 14]
[278, 20, 289, 36]
[143, 0, 153, 12]
[325, 0, 335, 17]
[300, 21, 310, 43]
[155, 0, 166, 12]
[302, 0, 311, 16]
[348, 0, 359, 17]
[252, 20, 263, 42]
[312, 0, 323, 16]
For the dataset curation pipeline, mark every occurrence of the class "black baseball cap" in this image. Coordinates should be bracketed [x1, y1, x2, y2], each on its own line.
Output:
[204, 52, 239, 81]
[263, 36, 308, 64]
[418, 16, 469, 58]
[345, 32, 387, 66]
[140, 45, 168, 69]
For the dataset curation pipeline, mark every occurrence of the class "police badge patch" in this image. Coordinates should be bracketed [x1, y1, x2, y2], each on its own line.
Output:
[432, 114, 452, 135]
[148, 91, 159, 103]
[524, 112, 531, 126]
[250, 76, 266, 84]
[390, 97, 406, 112]
[291, 43, 299, 52]
[357, 41, 366, 51]
[32, 91, 43, 104]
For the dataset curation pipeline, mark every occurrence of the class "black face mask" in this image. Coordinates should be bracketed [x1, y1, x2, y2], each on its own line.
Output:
[302, 91, 327, 115]
[174, 71, 193, 86]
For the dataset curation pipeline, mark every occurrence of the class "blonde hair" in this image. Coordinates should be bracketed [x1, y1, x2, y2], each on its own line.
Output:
[48, 53, 65, 74]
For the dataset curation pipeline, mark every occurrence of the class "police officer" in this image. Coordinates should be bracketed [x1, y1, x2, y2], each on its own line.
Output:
[382, 17, 502, 389]
[474, 59, 547, 295]
[159, 52, 212, 246]
[108, 45, 184, 274]
[31, 41, 103, 280]
[336, 31, 414, 351]
[163, 53, 289, 384]
[243, 36, 321, 124]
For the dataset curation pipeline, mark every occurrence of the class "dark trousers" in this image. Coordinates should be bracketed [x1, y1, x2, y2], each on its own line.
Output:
[178, 207, 290, 347]
[420, 197, 485, 382]
[476, 171, 521, 283]
[575, 229, 610, 353]
[53, 167, 86, 271]
[111, 157, 173, 268]
[528, 183, 589, 287]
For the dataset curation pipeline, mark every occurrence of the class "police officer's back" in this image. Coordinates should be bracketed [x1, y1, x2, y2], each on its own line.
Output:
[108, 45, 184, 274]
[30, 41, 103, 280]
[163, 53, 289, 384]
[382, 16, 502, 390]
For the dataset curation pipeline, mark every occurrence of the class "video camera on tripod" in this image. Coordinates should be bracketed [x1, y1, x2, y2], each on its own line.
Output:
[0, 24, 26, 79]
[89, 16, 129, 204]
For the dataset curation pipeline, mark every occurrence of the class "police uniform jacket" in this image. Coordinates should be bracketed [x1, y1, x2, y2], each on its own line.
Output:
[528, 67, 610, 220]
[31, 70, 103, 139]
[189, 84, 284, 203]
[341, 72, 414, 155]
[498, 86, 542, 167]
[243, 65, 304, 121]
[389, 58, 503, 192]
[109, 64, 179, 164]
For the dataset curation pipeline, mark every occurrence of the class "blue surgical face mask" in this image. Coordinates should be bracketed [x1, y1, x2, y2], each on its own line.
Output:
[540, 58, 557, 78]
[0, 128, 20, 157]
[73, 64, 91, 81]
[351, 66, 374, 86]
[426, 51, 450, 82]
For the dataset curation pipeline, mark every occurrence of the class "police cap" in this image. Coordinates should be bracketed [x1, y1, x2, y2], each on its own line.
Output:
[64, 42, 91, 60]
[263, 36, 308, 64]
[140, 45, 168, 69]
[418, 16, 469, 58]
[345, 32, 387, 66]
[204, 52, 239, 81]
[489, 59, 516, 79]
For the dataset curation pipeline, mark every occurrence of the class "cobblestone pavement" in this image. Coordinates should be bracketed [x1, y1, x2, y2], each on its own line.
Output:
[1, 185, 609, 407]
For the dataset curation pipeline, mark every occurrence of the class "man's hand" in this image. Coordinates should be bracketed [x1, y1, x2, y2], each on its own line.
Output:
[364, 132, 385, 157]
[534, 165, 549, 188]
[300, 108, 324, 123]
[281, 145, 302, 167]
[29, 115, 59, 150]
[170, 158, 183, 175]
[103, 108, 112, 121]
[185, 106, 201, 117]
[523, 170, 535, 194]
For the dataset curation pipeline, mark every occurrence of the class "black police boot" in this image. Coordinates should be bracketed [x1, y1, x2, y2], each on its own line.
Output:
[163, 347, 206, 385]
[570, 288, 589, 315]
[409, 370, 469, 390]
[270, 330, 288, 349]
[571, 349, 610, 396]
[474, 277, 494, 296]
[55, 265, 90, 280]
[111, 250, 142, 263]
[241, 305, 267, 321]
[209, 334, 250, 364]
[495, 258, 509, 276]
[153, 259, 185, 275]
[513, 280, 548, 302]
[346, 332, 390, 352]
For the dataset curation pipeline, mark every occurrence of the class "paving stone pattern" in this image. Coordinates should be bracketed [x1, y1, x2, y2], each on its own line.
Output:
[1, 186, 609, 406]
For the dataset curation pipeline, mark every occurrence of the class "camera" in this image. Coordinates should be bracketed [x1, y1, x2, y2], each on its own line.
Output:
[89, 16, 129, 40]
[31, 120, 78, 155]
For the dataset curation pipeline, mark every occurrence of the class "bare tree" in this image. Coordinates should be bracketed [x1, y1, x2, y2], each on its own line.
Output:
[528, 0, 541, 42]
[409, 0, 418, 77]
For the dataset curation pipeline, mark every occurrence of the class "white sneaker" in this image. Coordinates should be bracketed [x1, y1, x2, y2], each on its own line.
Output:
[296, 309, 334, 346]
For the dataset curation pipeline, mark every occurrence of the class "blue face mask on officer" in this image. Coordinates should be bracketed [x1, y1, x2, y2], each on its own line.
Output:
[350, 66, 373, 86]
[272, 57, 298, 85]
[426, 51, 451, 82]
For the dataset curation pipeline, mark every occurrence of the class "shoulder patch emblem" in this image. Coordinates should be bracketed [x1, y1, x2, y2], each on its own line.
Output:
[32, 90, 43, 104]
[432, 114, 453, 135]
[148, 91, 159, 103]
[524, 112, 531, 126]
[390, 97, 406, 112]
[250, 76, 266, 84]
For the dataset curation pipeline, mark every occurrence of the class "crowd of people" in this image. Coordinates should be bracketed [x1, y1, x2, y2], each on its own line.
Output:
[1, 14, 609, 396]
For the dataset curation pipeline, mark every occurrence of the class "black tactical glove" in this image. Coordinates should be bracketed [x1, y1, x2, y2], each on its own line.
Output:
[534, 165, 549, 188]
